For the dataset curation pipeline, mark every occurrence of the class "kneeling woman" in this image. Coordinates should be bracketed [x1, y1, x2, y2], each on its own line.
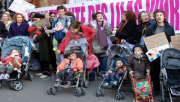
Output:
[54, 50, 83, 88]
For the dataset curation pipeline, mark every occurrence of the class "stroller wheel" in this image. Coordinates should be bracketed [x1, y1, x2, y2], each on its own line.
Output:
[115, 93, 121, 100]
[13, 81, 23, 91]
[74, 88, 82, 97]
[99, 89, 104, 96]
[80, 88, 86, 96]
[84, 80, 90, 88]
[9, 81, 15, 90]
[51, 87, 59, 95]
[27, 72, 33, 81]
[119, 92, 125, 99]
[47, 87, 53, 95]
[96, 90, 101, 97]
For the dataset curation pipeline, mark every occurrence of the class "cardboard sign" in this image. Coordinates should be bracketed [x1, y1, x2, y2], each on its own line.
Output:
[34, 19, 51, 29]
[171, 35, 180, 50]
[144, 32, 169, 51]
[146, 48, 160, 62]
[9, 0, 35, 15]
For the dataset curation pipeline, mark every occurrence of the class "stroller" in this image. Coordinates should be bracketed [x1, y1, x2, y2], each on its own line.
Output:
[131, 72, 154, 102]
[160, 48, 180, 102]
[0, 36, 36, 91]
[47, 38, 90, 97]
[96, 44, 133, 100]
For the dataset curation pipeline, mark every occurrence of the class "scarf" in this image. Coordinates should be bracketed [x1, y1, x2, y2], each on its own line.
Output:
[116, 21, 127, 44]
[141, 22, 148, 37]
[96, 21, 108, 50]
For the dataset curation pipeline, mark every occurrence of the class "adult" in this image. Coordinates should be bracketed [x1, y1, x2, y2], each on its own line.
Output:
[115, 10, 137, 44]
[33, 13, 51, 79]
[0, 20, 8, 43]
[28, 12, 36, 26]
[1, 13, 12, 31]
[8, 13, 29, 38]
[90, 12, 112, 81]
[57, 20, 96, 55]
[145, 9, 175, 97]
[42, 12, 50, 20]
[49, 12, 56, 20]
[65, 11, 75, 20]
[51, 5, 74, 66]
[126, 11, 151, 44]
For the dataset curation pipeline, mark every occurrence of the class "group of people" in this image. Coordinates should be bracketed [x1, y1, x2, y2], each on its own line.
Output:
[0, 5, 176, 98]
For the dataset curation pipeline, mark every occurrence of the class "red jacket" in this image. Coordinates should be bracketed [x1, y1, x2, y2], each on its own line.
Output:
[1, 54, 22, 65]
[58, 25, 96, 54]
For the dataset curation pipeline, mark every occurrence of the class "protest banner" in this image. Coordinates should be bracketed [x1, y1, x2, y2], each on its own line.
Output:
[34, 19, 51, 29]
[27, 0, 180, 33]
[171, 35, 180, 49]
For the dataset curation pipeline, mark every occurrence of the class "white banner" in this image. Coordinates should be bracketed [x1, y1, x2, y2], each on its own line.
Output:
[69, 0, 99, 4]
[27, 0, 180, 33]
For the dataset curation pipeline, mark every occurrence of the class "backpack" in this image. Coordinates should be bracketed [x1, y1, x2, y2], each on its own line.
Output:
[86, 54, 100, 74]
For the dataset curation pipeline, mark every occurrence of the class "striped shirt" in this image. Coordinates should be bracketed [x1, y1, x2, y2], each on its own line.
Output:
[8, 22, 30, 38]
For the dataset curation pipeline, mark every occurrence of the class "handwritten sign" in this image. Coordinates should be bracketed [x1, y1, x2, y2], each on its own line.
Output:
[9, 0, 35, 15]
[34, 19, 51, 29]
[171, 35, 180, 50]
[144, 32, 169, 51]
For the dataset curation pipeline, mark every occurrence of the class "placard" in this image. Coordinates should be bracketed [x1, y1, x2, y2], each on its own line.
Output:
[171, 35, 180, 49]
[34, 19, 51, 29]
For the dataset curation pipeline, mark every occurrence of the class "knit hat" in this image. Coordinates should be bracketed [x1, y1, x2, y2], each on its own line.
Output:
[33, 13, 45, 18]
[133, 43, 144, 53]
[154, 9, 165, 17]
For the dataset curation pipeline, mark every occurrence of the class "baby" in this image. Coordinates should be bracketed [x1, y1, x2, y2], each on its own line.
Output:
[48, 22, 68, 34]
[0, 49, 22, 79]
[104, 59, 126, 86]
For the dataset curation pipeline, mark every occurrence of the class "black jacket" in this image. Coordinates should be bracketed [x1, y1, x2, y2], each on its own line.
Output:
[145, 21, 175, 42]
[126, 22, 151, 44]
[0, 21, 8, 38]
[115, 21, 137, 39]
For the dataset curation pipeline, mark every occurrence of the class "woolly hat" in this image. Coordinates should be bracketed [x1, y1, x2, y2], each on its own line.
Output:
[133, 43, 144, 53]
[154, 9, 165, 17]
[33, 13, 45, 18]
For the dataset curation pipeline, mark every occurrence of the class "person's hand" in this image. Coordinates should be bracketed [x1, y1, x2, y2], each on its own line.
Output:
[0, 37, 2, 40]
[79, 70, 83, 73]
[112, 31, 116, 34]
[129, 71, 133, 76]
[109, 71, 112, 73]
[90, 21, 96, 29]
[85, 23, 89, 26]
[121, 39, 126, 43]
[113, 28, 117, 31]
[67, 19, 71, 27]
[146, 70, 150, 74]
[56, 50, 61, 54]
[104, 21, 108, 28]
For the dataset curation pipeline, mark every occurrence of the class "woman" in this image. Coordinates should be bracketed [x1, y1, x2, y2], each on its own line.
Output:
[49, 12, 56, 20]
[33, 13, 51, 79]
[90, 12, 112, 81]
[115, 10, 137, 44]
[42, 12, 50, 20]
[57, 20, 96, 55]
[126, 11, 151, 44]
[0, 20, 8, 43]
[8, 13, 29, 38]
[145, 9, 175, 97]
[1, 13, 12, 31]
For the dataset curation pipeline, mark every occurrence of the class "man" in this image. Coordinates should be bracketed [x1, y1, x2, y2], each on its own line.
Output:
[51, 5, 74, 66]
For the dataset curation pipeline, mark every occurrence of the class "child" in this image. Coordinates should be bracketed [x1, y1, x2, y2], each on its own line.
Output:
[48, 22, 68, 34]
[54, 50, 83, 88]
[103, 59, 126, 86]
[126, 43, 150, 80]
[149, 11, 156, 25]
[0, 49, 22, 79]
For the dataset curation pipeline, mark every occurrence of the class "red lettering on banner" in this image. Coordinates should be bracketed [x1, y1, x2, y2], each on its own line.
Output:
[75, 7, 80, 20]
[127, 1, 133, 10]
[146, 0, 155, 12]
[119, 2, 125, 26]
[159, 0, 164, 10]
[88, 5, 95, 22]
[164, 0, 169, 21]
[95, 4, 101, 12]
[116, 2, 121, 27]
[81, 6, 85, 23]
[101, 3, 108, 21]
[72, 7, 75, 14]
[134, 0, 142, 19]
[170, 0, 179, 30]
[110, 3, 114, 28]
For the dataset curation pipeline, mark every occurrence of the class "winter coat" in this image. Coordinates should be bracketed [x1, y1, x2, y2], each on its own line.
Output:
[126, 54, 151, 79]
[0, 21, 8, 38]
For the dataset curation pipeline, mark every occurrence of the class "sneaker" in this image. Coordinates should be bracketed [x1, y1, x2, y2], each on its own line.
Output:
[64, 81, 71, 88]
[4, 73, 10, 79]
[40, 75, 49, 79]
[103, 83, 110, 87]
[0, 74, 4, 79]
[112, 81, 117, 86]
[54, 81, 60, 87]
[36, 73, 43, 76]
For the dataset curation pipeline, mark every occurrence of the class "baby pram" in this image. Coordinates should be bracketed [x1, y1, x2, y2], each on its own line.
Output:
[0, 36, 36, 91]
[131, 73, 154, 102]
[96, 44, 133, 100]
[160, 48, 180, 102]
[47, 38, 90, 97]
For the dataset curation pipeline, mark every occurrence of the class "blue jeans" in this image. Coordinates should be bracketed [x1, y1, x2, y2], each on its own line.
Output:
[89, 56, 108, 79]
[105, 72, 122, 84]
